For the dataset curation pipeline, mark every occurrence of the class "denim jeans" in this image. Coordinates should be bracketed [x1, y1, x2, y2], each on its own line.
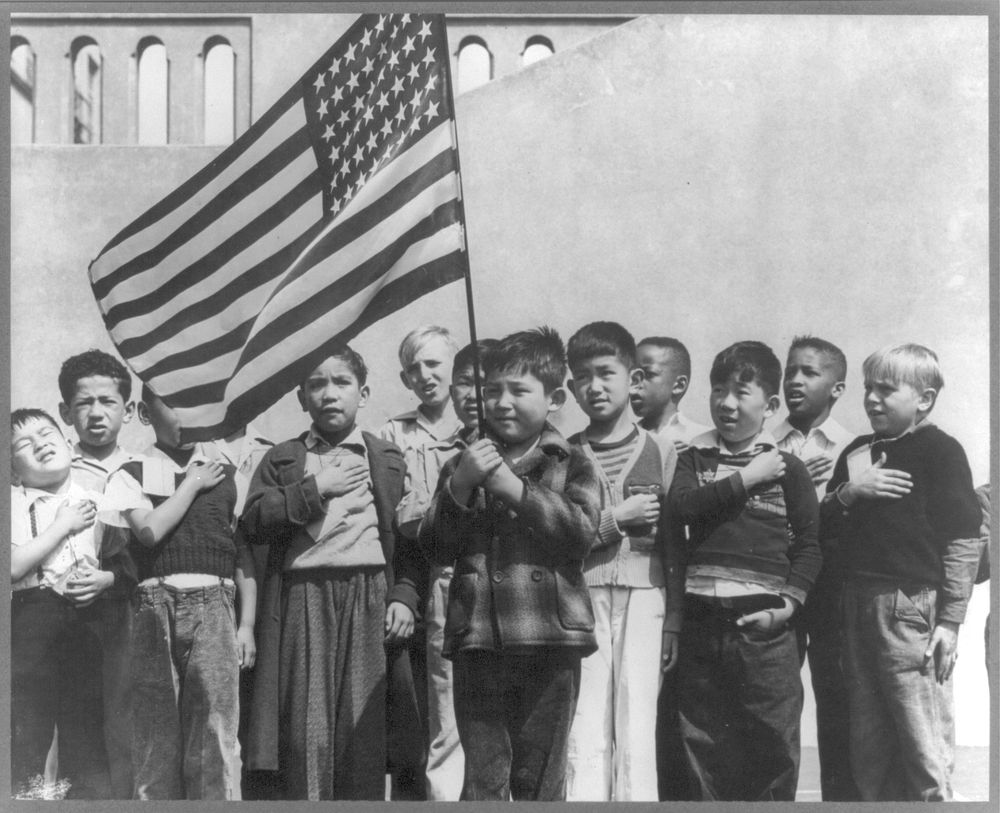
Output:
[677, 596, 802, 801]
[842, 578, 954, 801]
[131, 580, 241, 800]
[453, 649, 581, 801]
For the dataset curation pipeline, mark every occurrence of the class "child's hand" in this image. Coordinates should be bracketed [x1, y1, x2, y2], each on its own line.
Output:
[237, 625, 257, 671]
[183, 460, 226, 493]
[924, 621, 959, 683]
[736, 595, 797, 633]
[802, 454, 834, 486]
[452, 439, 503, 493]
[739, 449, 786, 489]
[661, 629, 679, 673]
[56, 499, 97, 535]
[384, 601, 415, 643]
[64, 567, 114, 606]
[841, 453, 912, 504]
[613, 493, 660, 528]
[314, 458, 368, 500]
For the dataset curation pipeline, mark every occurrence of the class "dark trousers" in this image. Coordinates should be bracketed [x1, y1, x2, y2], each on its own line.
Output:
[453, 649, 581, 801]
[11, 588, 111, 799]
[387, 625, 428, 800]
[95, 596, 135, 799]
[801, 574, 860, 801]
[677, 597, 802, 801]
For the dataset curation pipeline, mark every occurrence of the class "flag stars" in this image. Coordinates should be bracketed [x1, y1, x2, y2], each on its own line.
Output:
[366, 131, 379, 153]
[423, 99, 440, 122]
[375, 91, 389, 111]
[344, 42, 358, 62]
[362, 106, 374, 124]
[401, 13, 411, 24]
[327, 57, 341, 78]
[362, 57, 375, 76]
[375, 14, 386, 33]
[338, 109, 350, 126]
[390, 76, 405, 97]
[317, 97, 329, 119]
[408, 89, 424, 113]
[408, 115, 423, 136]
[330, 197, 342, 215]
[329, 144, 340, 162]
[331, 85, 344, 103]
[380, 118, 394, 138]
[322, 123, 336, 142]
[313, 72, 326, 93]
[417, 20, 433, 41]
[407, 63, 420, 83]
[353, 143, 366, 166]
[347, 72, 360, 91]
[421, 47, 435, 67]
[387, 50, 399, 68]
[353, 96, 366, 114]
[402, 36, 416, 55]
[426, 73, 438, 91]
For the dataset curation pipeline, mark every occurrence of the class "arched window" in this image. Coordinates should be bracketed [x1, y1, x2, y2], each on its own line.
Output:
[11, 36, 34, 144]
[203, 36, 235, 145]
[137, 37, 168, 144]
[522, 36, 554, 67]
[456, 37, 491, 95]
[71, 37, 102, 144]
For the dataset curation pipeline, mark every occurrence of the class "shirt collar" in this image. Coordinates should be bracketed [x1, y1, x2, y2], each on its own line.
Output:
[391, 408, 464, 441]
[691, 428, 778, 454]
[72, 443, 132, 470]
[305, 424, 368, 454]
[15, 479, 94, 505]
[772, 417, 853, 447]
[141, 443, 212, 471]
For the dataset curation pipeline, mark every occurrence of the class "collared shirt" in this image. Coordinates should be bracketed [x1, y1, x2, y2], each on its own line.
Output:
[651, 411, 714, 447]
[685, 428, 785, 599]
[71, 443, 134, 494]
[11, 480, 103, 592]
[380, 408, 464, 537]
[773, 417, 855, 498]
[201, 425, 273, 515]
[283, 424, 384, 570]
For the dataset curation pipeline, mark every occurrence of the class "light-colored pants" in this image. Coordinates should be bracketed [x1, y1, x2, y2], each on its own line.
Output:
[425, 564, 465, 800]
[842, 578, 954, 801]
[566, 585, 665, 801]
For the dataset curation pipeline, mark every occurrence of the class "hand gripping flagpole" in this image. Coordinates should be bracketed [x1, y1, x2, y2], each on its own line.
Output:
[439, 15, 487, 432]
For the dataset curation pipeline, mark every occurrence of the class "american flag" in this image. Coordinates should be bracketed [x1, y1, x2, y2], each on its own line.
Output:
[89, 13, 468, 442]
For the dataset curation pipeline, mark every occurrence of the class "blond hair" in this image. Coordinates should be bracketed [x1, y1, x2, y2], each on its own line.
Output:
[397, 325, 459, 368]
[862, 343, 944, 393]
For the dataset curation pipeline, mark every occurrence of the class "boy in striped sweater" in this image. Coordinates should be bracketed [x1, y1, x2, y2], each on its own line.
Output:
[669, 341, 820, 801]
[564, 322, 680, 801]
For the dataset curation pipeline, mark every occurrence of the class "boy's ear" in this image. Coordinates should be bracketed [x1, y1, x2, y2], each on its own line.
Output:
[917, 388, 937, 415]
[58, 402, 73, 426]
[829, 381, 846, 403]
[137, 401, 151, 425]
[122, 400, 136, 424]
[629, 368, 644, 389]
[399, 370, 413, 392]
[764, 394, 781, 418]
[358, 383, 371, 408]
[671, 374, 689, 400]
[547, 387, 567, 413]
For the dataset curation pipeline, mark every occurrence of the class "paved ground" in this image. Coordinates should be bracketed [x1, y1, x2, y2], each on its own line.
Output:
[795, 746, 991, 802]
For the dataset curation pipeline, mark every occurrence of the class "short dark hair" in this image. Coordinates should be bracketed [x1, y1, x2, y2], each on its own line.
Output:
[58, 349, 132, 403]
[637, 336, 691, 379]
[12, 407, 62, 435]
[567, 321, 636, 371]
[709, 341, 782, 397]
[298, 345, 369, 388]
[453, 338, 498, 374]
[788, 335, 847, 381]
[483, 326, 566, 394]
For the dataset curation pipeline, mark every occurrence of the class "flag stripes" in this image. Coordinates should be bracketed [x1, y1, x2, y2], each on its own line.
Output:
[88, 13, 469, 442]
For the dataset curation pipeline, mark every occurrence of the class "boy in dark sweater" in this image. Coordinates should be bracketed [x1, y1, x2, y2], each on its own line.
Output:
[823, 343, 981, 801]
[103, 385, 257, 799]
[425, 326, 601, 801]
[668, 341, 820, 801]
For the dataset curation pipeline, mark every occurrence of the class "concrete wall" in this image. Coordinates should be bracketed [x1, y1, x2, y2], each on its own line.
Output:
[10, 13, 992, 745]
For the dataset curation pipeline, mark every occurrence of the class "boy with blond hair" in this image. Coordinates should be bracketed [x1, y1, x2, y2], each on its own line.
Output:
[563, 322, 680, 801]
[823, 343, 981, 801]
[425, 326, 601, 800]
[380, 324, 463, 800]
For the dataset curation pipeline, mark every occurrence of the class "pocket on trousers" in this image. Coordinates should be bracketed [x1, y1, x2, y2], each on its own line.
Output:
[554, 568, 595, 632]
[893, 587, 935, 632]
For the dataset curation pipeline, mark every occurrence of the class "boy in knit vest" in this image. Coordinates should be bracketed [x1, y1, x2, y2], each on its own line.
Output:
[103, 385, 257, 800]
[823, 344, 981, 801]
[563, 322, 680, 801]
[424, 327, 601, 801]
[669, 341, 820, 801]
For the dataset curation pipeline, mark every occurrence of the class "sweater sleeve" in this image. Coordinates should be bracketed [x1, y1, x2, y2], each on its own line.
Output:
[240, 443, 325, 547]
[781, 453, 822, 605]
[927, 432, 983, 624]
[657, 439, 683, 632]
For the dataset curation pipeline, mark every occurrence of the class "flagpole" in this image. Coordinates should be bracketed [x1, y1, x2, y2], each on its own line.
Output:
[438, 15, 487, 432]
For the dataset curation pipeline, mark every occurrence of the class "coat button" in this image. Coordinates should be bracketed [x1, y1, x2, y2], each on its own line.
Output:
[492, 571, 504, 583]
[531, 570, 543, 582]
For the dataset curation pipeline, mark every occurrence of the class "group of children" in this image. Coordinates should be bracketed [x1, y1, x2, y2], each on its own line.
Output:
[10, 326, 989, 802]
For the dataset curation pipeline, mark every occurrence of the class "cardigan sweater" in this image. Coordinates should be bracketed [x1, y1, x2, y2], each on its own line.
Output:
[669, 438, 821, 606]
[822, 423, 982, 624]
[427, 423, 601, 657]
[241, 430, 423, 771]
